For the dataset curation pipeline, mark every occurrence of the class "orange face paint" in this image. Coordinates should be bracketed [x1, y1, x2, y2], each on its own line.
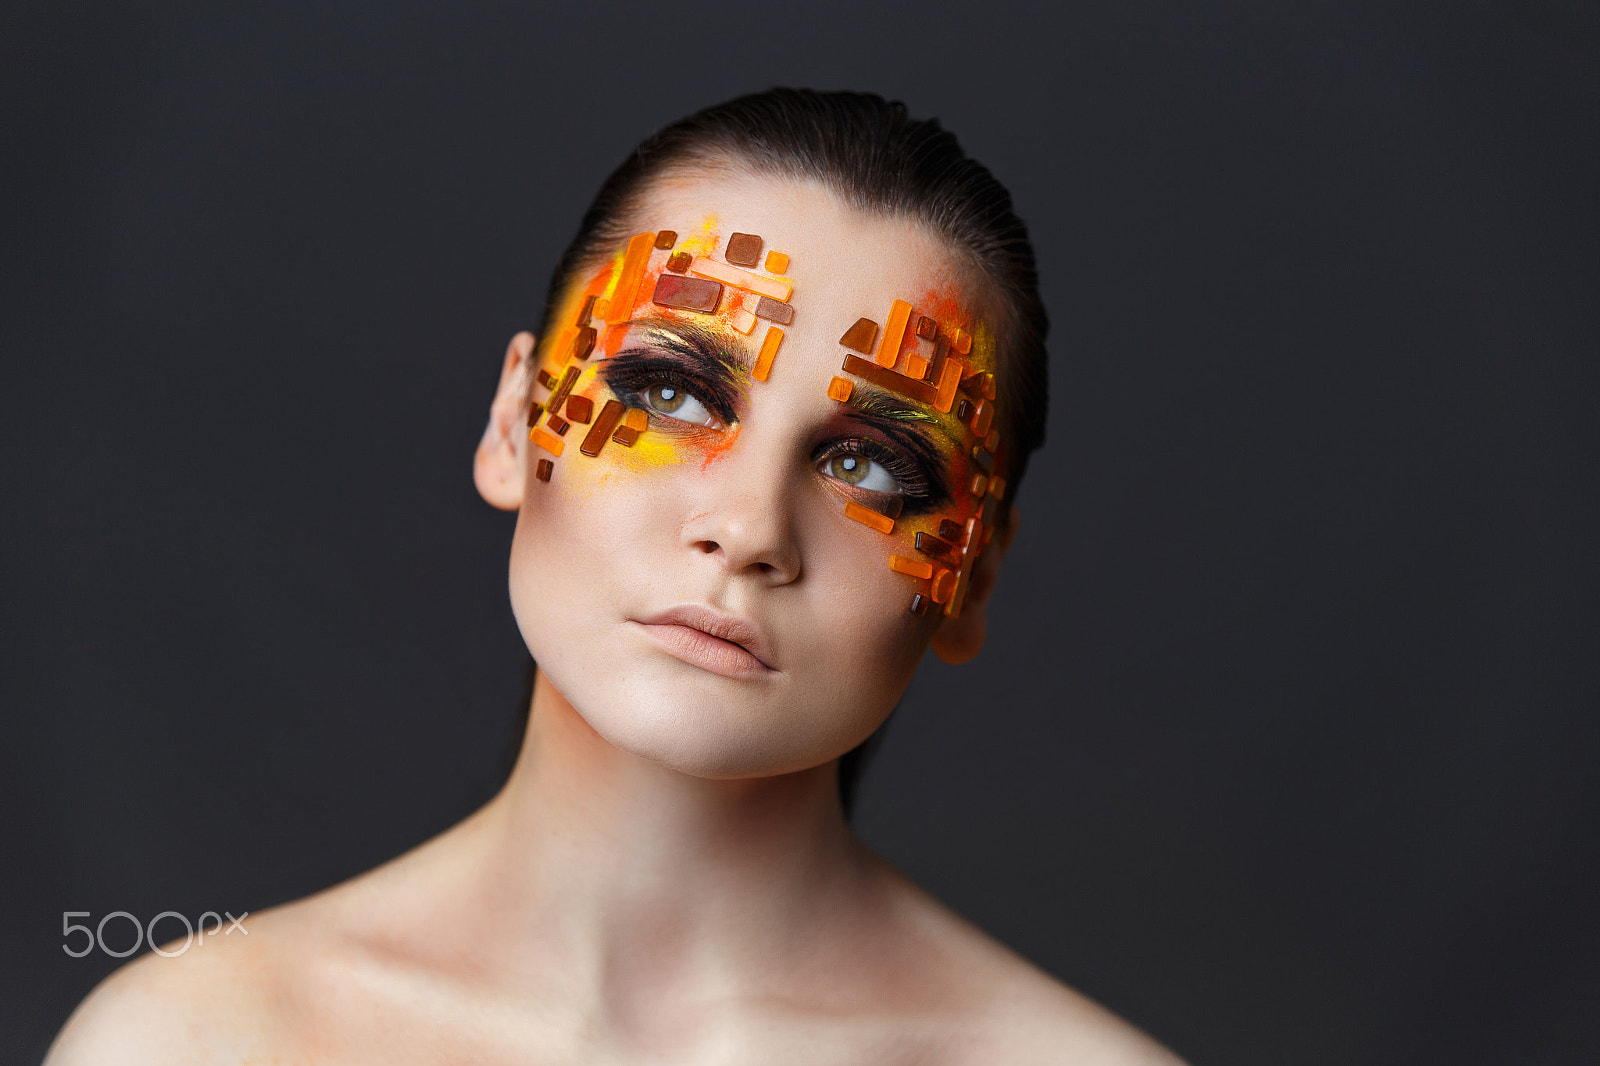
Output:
[823, 285, 1006, 619]
[526, 222, 798, 483]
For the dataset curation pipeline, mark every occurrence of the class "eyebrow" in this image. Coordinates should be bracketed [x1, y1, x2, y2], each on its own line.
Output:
[627, 316, 753, 377]
[841, 386, 959, 451]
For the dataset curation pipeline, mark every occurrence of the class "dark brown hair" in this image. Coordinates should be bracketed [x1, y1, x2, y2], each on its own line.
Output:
[535, 87, 1049, 495]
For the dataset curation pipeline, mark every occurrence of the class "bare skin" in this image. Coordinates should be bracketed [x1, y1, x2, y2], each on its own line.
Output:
[48, 677, 1182, 1065]
[48, 173, 1186, 1065]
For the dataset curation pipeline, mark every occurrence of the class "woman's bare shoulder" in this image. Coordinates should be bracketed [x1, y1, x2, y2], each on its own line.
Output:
[955, 973, 1189, 1066]
[46, 814, 487, 1064]
[45, 864, 413, 1065]
[870, 861, 1188, 1066]
[45, 908, 292, 1065]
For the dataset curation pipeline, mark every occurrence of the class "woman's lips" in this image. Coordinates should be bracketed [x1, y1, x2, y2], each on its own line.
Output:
[631, 605, 776, 679]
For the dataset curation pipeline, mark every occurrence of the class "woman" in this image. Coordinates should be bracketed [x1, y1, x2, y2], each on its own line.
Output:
[49, 89, 1184, 1064]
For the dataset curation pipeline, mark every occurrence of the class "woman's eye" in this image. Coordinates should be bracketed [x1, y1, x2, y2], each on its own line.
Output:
[646, 383, 721, 428]
[823, 454, 900, 494]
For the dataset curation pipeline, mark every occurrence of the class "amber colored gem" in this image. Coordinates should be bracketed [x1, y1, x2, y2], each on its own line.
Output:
[956, 398, 974, 422]
[535, 459, 553, 482]
[914, 531, 956, 562]
[985, 428, 1000, 452]
[622, 408, 648, 431]
[842, 500, 894, 534]
[606, 233, 656, 325]
[970, 399, 993, 438]
[826, 376, 854, 403]
[576, 294, 597, 325]
[878, 299, 913, 369]
[653, 274, 721, 313]
[969, 473, 987, 497]
[666, 251, 692, 274]
[841, 354, 938, 406]
[547, 365, 580, 415]
[611, 426, 640, 448]
[654, 230, 677, 250]
[725, 232, 763, 267]
[930, 568, 956, 604]
[889, 555, 935, 580]
[839, 317, 879, 355]
[753, 325, 783, 382]
[951, 327, 973, 355]
[565, 395, 594, 424]
[856, 493, 904, 519]
[764, 250, 789, 274]
[530, 425, 565, 457]
[915, 315, 938, 341]
[933, 358, 963, 414]
[959, 370, 997, 401]
[525, 401, 544, 428]
[908, 593, 930, 616]
[753, 296, 794, 324]
[571, 326, 596, 361]
[690, 257, 791, 301]
[938, 518, 965, 543]
[548, 415, 570, 436]
[580, 400, 625, 457]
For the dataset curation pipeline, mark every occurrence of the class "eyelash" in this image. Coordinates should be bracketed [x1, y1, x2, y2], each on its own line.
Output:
[601, 351, 739, 427]
[816, 437, 934, 506]
[601, 341, 944, 512]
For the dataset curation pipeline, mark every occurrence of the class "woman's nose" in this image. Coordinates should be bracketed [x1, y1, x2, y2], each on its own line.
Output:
[679, 468, 803, 586]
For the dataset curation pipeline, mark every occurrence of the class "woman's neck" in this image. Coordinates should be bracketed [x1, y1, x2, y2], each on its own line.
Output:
[454, 670, 883, 1018]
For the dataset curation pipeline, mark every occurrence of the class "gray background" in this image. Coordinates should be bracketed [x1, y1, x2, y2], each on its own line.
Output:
[4, 2, 1597, 1063]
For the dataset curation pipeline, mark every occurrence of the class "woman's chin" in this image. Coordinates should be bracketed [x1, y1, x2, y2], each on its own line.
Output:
[561, 686, 851, 781]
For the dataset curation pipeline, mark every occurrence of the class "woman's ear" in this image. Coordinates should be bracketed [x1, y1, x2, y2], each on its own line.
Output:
[474, 332, 536, 512]
[929, 505, 1020, 665]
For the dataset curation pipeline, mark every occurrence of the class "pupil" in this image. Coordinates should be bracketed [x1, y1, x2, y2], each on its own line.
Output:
[651, 384, 685, 413]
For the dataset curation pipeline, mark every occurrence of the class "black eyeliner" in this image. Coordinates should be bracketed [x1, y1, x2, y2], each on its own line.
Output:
[602, 348, 741, 425]
[839, 417, 952, 509]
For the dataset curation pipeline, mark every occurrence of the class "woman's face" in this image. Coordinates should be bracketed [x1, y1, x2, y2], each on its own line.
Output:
[483, 171, 1012, 779]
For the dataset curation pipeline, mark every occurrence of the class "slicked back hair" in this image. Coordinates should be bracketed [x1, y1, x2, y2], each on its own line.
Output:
[536, 87, 1049, 496]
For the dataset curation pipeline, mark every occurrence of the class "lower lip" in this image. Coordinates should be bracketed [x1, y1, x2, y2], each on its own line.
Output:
[631, 622, 773, 679]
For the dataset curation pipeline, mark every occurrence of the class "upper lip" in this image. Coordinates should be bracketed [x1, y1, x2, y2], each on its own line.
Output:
[635, 604, 776, 670]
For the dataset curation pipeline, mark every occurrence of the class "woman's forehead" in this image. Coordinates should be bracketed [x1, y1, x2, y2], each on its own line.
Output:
[634, 173, 977, 322]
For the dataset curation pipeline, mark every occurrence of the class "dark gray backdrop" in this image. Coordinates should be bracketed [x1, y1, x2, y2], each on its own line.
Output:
[4, 2, 1596, 1063]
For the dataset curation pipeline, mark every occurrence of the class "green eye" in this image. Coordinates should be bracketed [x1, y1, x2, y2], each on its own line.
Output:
[649, 384, 686, 413]
[829, 455, 869, 485]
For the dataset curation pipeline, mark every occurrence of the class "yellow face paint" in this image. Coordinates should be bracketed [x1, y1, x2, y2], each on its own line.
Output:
[526, 221, 797, 478]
